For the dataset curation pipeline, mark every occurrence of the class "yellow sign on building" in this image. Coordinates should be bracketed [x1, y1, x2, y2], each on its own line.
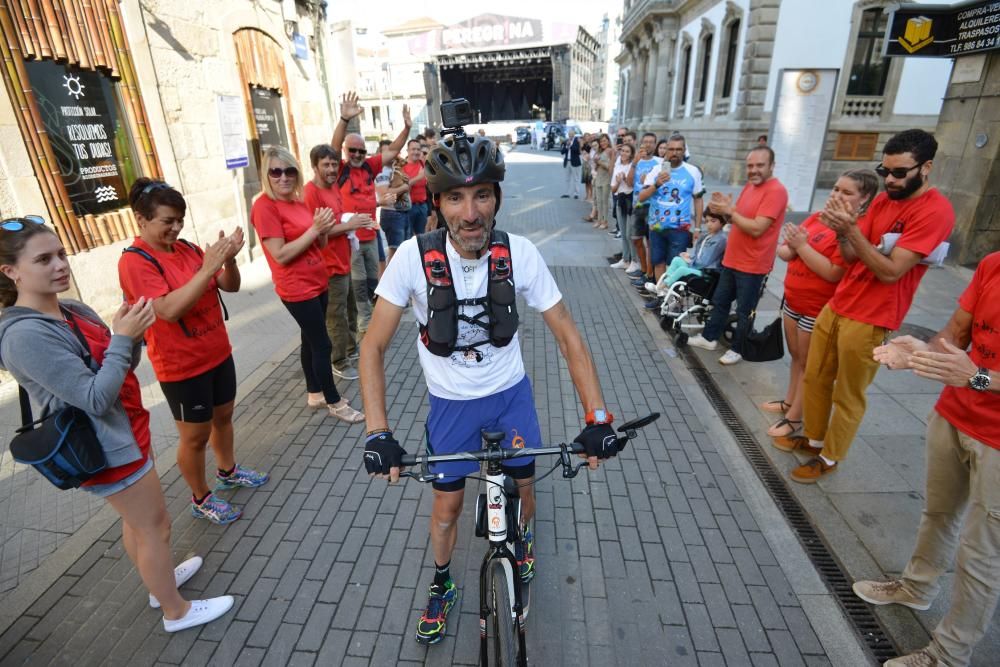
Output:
[897, 15, 935, 53]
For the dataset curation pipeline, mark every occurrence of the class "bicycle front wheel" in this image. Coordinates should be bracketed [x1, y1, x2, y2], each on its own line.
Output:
[488, 560, 519, 666]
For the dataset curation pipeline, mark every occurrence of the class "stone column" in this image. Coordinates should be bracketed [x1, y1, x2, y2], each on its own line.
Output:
[733, 0, 780, 123]
[641, 36, 657, 121]
[630, 42, 647, 127]
[649, 19, 678, 123]
[934, 51, 1000, 264]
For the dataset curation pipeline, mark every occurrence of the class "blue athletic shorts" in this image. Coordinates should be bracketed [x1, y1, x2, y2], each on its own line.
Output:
[426, 375, 541, 489]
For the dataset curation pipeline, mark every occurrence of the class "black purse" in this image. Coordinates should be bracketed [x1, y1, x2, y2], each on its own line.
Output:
[7, 310, 107, 489]
[742, 297, 785, 363]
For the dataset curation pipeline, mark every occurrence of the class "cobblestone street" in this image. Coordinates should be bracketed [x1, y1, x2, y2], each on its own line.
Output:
[0, 150, 869, 665]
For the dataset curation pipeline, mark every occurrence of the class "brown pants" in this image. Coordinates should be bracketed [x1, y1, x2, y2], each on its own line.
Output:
[802, 305, 886, 461]
[900, 411, 1000, 667]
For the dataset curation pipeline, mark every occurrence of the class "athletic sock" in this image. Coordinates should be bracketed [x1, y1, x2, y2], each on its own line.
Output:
[433, 561, 451, 588]
[820, 454, 836, 466]
[809, 439, 824, 448]
[218, 464, 236, 478]
[192, 491, 211, 505]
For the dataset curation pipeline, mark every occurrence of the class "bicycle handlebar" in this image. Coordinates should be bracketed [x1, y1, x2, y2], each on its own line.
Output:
[397, 413, 660, 482]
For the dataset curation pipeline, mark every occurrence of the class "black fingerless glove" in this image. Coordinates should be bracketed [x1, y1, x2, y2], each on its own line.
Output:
[574, 423, 618, 459]
[364, 431, 406, 475]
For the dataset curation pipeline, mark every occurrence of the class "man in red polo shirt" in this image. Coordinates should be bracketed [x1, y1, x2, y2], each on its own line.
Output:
[688, 146, 788, 365]
[331, 92, 412, 335]
[786, 129, 955, 483]
[304, 144, 375, 380]
[852, 251, 999, 667]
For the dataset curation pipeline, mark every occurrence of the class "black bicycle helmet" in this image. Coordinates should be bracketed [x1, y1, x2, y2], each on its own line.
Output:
[424, 132, 505, 194]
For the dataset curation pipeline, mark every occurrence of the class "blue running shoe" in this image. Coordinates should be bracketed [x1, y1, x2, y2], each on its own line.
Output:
[415, 580, 458, 645]
[515, 528, 535, 583]
[191, 493, 242, 525]
[215, 464, 270, 490]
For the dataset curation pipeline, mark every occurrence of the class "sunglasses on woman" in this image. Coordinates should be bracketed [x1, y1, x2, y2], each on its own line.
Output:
[267, 166, 299, 179]
[0, 215, 45, 232]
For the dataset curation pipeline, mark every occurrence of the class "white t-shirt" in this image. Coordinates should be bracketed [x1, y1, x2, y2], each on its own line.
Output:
[375, 232, 563, 400]
[612, 157, 633, 194]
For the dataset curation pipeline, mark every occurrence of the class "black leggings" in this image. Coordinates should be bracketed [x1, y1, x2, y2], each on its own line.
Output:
[282, 292, 341, 405]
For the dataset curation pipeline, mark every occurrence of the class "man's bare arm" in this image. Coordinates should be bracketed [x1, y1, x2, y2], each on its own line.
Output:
[359, 298, 406, 433]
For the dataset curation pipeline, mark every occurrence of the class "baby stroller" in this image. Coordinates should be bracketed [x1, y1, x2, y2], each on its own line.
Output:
[657, 269, 721, 348]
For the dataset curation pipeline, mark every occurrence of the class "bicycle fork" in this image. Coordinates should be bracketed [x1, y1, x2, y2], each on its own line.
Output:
[477, 469, 528, 667]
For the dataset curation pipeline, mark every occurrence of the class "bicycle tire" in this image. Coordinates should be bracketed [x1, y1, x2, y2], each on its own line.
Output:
[488, 560, 519, 666]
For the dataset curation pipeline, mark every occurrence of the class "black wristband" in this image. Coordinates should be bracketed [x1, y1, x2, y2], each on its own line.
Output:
[340, 116, 350, 124]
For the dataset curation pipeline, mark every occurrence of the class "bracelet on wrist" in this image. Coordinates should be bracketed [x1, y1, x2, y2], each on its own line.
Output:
[340, 116, 350, 124]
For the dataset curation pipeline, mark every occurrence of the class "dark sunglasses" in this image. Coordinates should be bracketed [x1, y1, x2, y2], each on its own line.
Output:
[875, 161, 925, 179]
[0, 215, 45, 232]
[141, 181, 173, 195]
[347, 147, 367, 155]
[267, 166, 299, 179]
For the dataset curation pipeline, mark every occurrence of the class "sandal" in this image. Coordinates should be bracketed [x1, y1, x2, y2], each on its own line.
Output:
[767, 418, 802, 439]
[583, 215, 595, 222]
[328, 402, 364, 424]
[760, 399, 791, 414]
[306, 394, 326, 409]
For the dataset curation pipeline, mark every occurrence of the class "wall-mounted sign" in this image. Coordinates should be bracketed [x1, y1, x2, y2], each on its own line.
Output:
[770, 69, 839, 212]
[25, 60, 129, 216]
[293, 33, 309, 60]
[217, 95, 249, 170]
[441, 14, 544, 50]
[250, 86, 289, 150]
[885, 0, 1000, 57]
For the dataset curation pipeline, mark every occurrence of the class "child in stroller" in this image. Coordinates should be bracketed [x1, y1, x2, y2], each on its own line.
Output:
[650, 209, 729, 345]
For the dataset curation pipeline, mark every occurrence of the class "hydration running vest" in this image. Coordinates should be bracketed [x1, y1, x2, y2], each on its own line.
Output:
[416, 228, 518, 361]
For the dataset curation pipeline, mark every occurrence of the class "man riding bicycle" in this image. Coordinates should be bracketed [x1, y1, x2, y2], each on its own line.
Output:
[359, 125, 618, 646]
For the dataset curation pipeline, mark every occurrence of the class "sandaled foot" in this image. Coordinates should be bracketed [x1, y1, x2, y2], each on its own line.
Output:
[328, 401, 364, 424]
[767, 418, 802, 438]
[760, 399, 790, 414]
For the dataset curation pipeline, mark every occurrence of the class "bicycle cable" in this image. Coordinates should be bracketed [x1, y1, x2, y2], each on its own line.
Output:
[460, 456, 564, 492]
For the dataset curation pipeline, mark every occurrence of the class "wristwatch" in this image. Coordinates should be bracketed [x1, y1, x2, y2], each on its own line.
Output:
[969, 368, 991, 392]
[585, 408, 614, 425]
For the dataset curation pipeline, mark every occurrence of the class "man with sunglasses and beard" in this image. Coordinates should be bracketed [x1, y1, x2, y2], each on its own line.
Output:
[358, 130, 618, 646]
[783, 129, 955, 484]
[331, 91, 412, 336]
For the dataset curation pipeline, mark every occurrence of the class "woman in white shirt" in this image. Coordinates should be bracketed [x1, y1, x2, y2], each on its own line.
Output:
[609, 143, 635, 268]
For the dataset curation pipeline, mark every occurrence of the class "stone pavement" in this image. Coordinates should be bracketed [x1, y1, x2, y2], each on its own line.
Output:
[0, 149, 873, 665]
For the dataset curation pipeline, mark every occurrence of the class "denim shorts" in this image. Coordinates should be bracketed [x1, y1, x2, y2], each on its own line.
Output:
[425, 375, 541, 489]
[649, 228, 692, 267]
[380, 209, 410, 248]
[82, 457, 155, 498]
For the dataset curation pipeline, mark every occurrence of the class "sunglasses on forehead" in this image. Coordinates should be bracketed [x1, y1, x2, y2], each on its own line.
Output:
[0, 215, 45, 232]
[140, 181, 173, 196]
[267, 166, 299, 179]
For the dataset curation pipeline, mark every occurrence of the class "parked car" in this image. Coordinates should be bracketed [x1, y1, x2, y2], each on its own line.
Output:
[515, 126, 532, 144]
[544, 123, 583, 151]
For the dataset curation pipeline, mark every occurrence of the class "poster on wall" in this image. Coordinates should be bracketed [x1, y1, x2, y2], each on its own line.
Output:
[769, 69, 839, 212]
[250, 87, 289, 150]
[25, 60, 130, 216]
[217, 95, 250, 170]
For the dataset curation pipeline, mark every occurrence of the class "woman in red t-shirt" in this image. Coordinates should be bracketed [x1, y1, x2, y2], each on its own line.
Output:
[0, 220, 233, 632]
[764, 169, 879, 443]
[120, 179, 269, 526]
[250, 146, 364, 423]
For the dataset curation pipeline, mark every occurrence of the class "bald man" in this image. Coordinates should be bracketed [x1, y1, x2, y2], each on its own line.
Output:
[332, 92, 412, 334]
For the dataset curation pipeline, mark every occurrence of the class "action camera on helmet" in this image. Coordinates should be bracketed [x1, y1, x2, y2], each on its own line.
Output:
[440, 98, 475, 131]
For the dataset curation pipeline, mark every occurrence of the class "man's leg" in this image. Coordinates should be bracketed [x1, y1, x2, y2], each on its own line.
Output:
[729, 270, 766, 356]
[700, 267, 737, 343]
[430, 488, 464, 573]
[802, 306, 838, 444]
[926, 429, 1000, 666]
[570, 166, 582, 197]
[325, 273, 351, 368]
[900, 412, 971, 603]
[817, 316, 885, 462]
[351, 246, 372, 335]
[345, 278, 358, 358]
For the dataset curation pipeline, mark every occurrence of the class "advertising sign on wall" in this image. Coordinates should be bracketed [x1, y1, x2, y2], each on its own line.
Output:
[250, 86, 289, 150]
[25, 59, 129, 216]
[885, 0, 1000, 57]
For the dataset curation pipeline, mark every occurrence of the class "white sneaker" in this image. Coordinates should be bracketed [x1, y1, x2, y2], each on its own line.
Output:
[625, 261, 642, 273]
[150, 556, 203, 608]
[609, 259, 627, 269]
[719, 350, 743, 365]
[163, 596, 235, 633]
[687, 334, 718, 351]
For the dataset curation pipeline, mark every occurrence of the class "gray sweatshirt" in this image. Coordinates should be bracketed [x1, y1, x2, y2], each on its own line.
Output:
[0, 300, 144, 468]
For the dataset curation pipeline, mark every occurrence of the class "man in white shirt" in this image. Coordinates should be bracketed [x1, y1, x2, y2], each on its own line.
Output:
[359, 128, 618, 647]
